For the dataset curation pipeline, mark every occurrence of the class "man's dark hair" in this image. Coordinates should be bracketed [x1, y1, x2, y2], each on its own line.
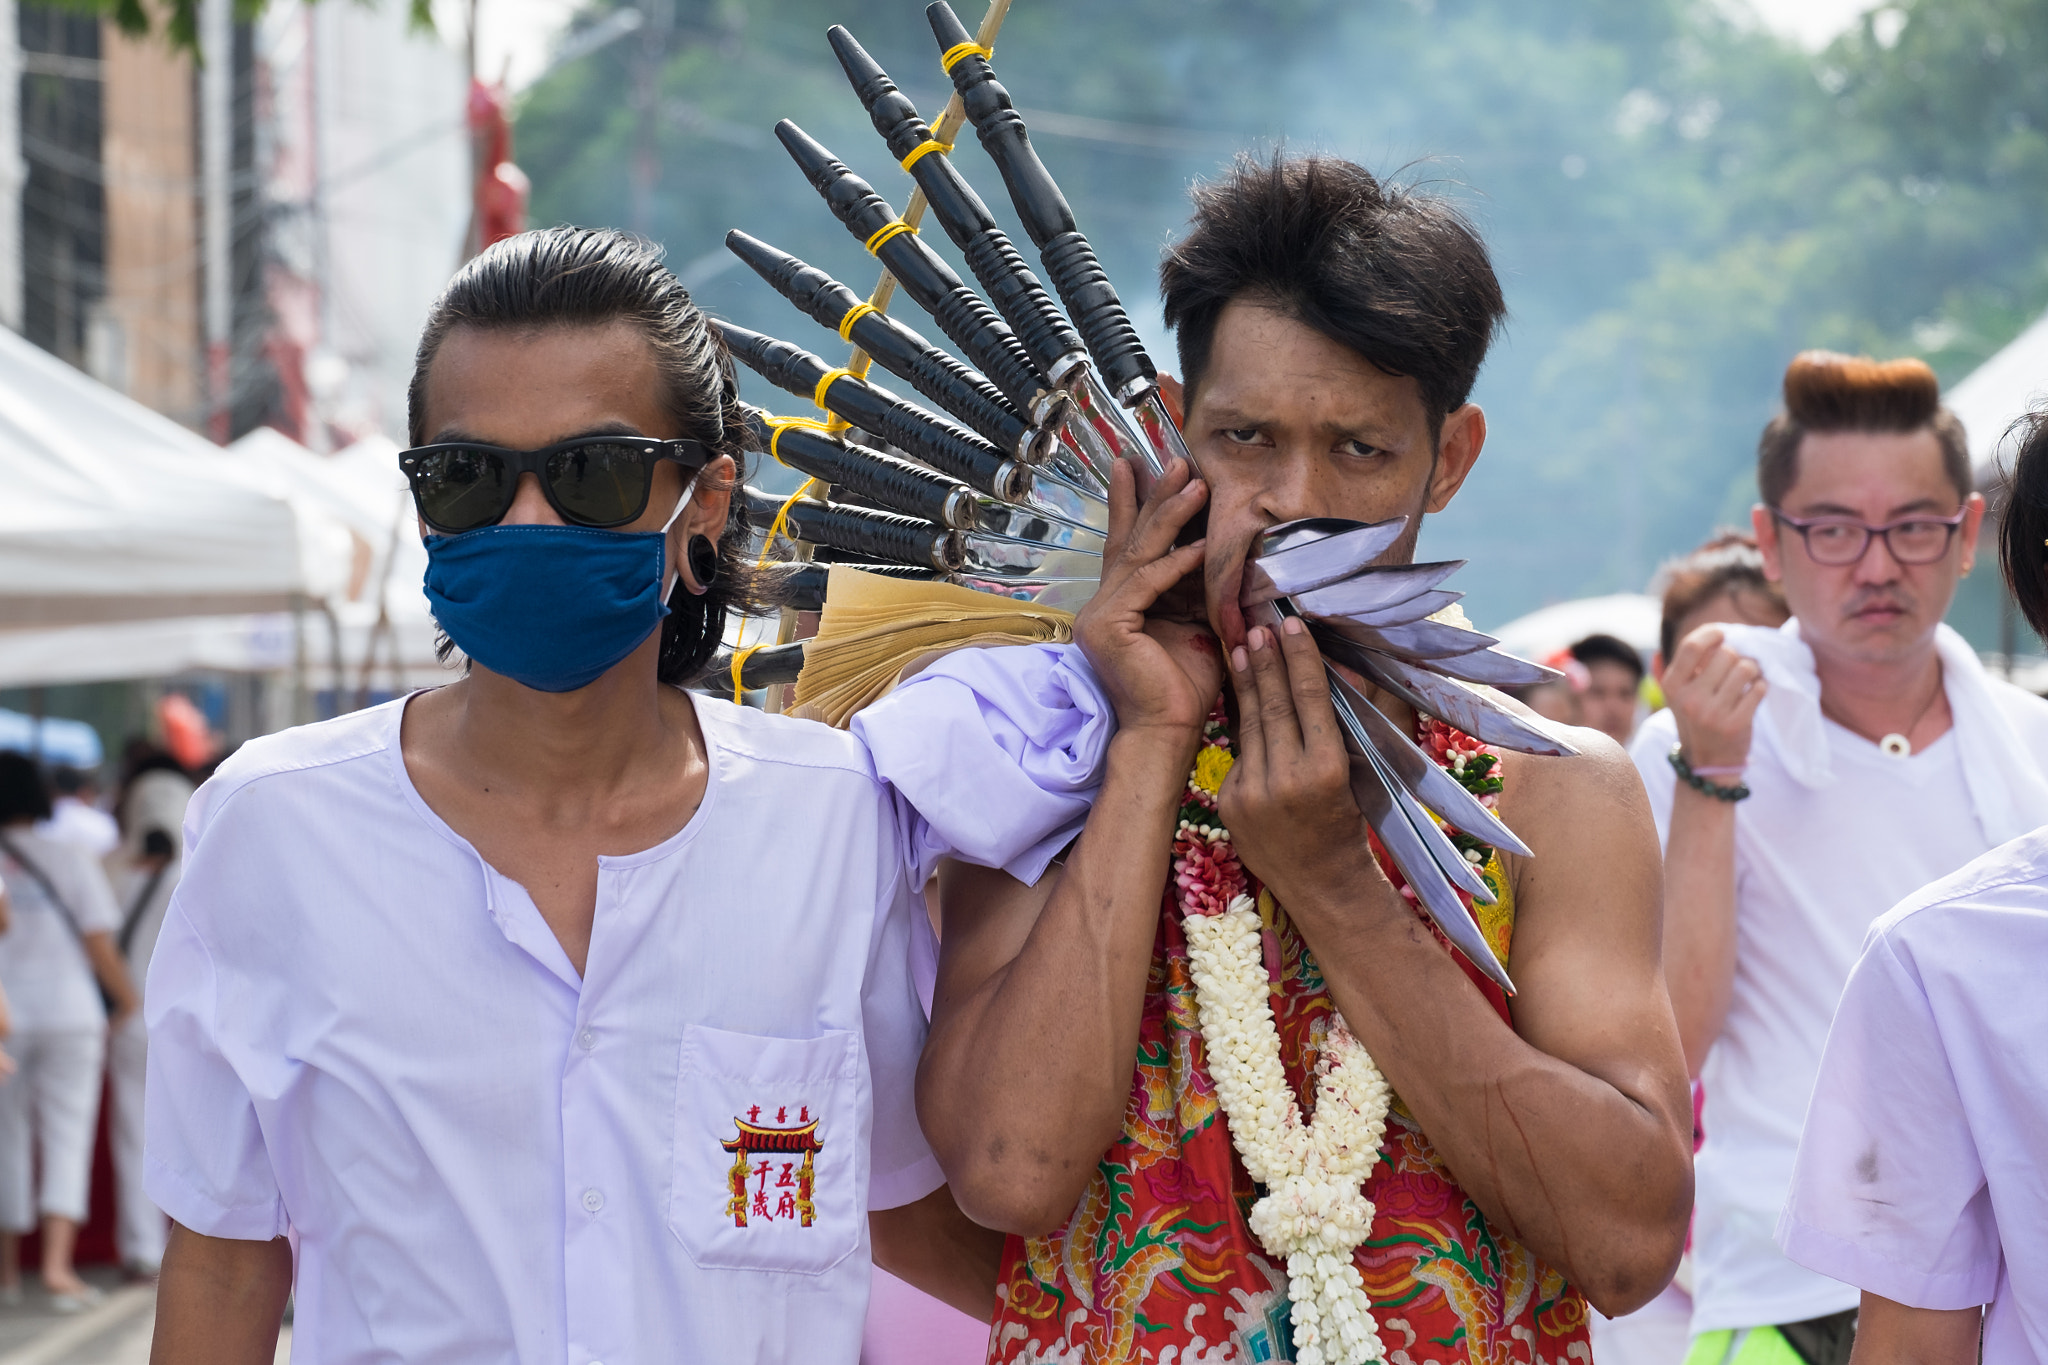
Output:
[1758, 351, 1970, 507]
[1568, 633, 1644, 684]
[1998, 408, 2048, 641]
[0, 752, 52, 824]
[1159, 153, 1506, 440]
[407, 226, 759, 685]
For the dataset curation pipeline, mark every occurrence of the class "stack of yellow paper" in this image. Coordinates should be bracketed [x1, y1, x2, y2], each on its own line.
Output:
[791, 566, 1075, 727]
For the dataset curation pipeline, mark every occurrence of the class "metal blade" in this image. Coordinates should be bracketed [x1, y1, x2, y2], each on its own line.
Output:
[1030, 444, 1111, 520]
[1290, 561, 1464, 618]
[1327, 670, 1533, 858]
[1309, 588, 1462, 632]
[950, 573, 1098, 610]
[1317, 615, 1500, 661]
[1329, 643, 1580, 757]
[965, 495, 1107, 551]
[1346, 749, 1516, 996]
[1417, 648, 1563, 689]
[959, 532, 1102, 579]
[1332, 692, 1497, 904]
[1245, 518, 1409, 601]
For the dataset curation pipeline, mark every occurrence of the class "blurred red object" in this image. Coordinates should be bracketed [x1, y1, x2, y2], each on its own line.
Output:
[158, 694, 219, 772]
[468, 79, 529, 249]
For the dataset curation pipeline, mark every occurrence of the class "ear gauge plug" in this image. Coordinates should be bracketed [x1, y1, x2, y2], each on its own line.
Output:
[686, 534, 720, 593]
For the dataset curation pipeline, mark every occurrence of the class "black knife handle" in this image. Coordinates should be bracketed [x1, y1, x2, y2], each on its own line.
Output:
[774, 120, 1047, 411]
[705, 639, 808, 692]
[926, 3, 1156, 397]
[742, 406, 967, 529]
[742, 485, 962, 571]
[827, 25, 1085, 378]
[760, 560, 941, 615]
[725, 231, 1031, 457]
[718, 322, 1025, 503]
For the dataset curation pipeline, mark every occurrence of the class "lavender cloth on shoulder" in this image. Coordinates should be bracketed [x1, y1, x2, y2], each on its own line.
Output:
[852, 642, 1115, 888]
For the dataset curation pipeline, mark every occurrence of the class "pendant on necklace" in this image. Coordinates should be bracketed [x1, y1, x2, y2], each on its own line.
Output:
[1880, 733, 1912, 758]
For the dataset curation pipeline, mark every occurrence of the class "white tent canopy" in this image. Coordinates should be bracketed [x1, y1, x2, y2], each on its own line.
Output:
[0, 325, 350, 628]
[1488, 593, 1662, 665]
[0, 429, 452, 690]
[1950, 309, 2048, 481]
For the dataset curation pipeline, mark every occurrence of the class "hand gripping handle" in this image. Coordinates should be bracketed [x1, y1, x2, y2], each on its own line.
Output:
[742, 406, 969, 529]
[774, 120, 1048, 411]
[726, 231, 1032, 458]
[827, 25, 1085, 378]
[718, 322, 1027, 504]
[926, 3, 1156, 397]
[742, 485, 963, 571]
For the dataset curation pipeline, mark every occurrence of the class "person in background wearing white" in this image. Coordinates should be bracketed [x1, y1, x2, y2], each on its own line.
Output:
[1777, 407, 2048, 1364]
[1592, 532, 1791, 1365]
[144, 228, 1144, 1364]
[103, 752, 193, 1280]
[0, 751, 140, 1311]
[37, 766, 118, 859]
[1632, 352, 2048, 1365]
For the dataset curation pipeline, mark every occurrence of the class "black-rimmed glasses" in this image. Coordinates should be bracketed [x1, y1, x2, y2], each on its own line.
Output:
[399, 436, 710, 534]
[1771, 507, 1967, 567]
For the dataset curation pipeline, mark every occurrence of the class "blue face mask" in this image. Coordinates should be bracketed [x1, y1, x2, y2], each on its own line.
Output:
[423, 484, 696, 693]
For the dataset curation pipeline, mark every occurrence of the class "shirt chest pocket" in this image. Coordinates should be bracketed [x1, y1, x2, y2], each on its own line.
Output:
[669, 1023, 863, 1275]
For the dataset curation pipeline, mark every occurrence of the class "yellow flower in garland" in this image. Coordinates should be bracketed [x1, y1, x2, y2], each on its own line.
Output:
[1192, 745, 1234, 796]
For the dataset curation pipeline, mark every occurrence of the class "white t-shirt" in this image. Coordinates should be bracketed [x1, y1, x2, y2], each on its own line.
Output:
[38, 795, 119, 857]
[1633, 696, 2048, 1331]
[1780, 827, 2048, 1363]
[145, 695, 953, 1363]
[0, 823, 120, 1031]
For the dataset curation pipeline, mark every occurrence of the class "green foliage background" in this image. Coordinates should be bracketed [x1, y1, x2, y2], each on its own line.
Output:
[515, 0, 2048, 644]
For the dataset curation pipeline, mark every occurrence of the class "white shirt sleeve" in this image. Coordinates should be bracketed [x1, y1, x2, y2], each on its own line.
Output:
[861, 867, 945, 1212]
[142, 881, 289, 1241]
[1628, 708, 1679, 847]
[1777, 928, 1999, 1308]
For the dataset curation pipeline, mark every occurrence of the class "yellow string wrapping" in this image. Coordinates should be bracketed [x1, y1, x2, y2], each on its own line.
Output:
[754, 477, 825, 569]
[898, 137, 952, 171]
[730, 643, 765, 705]
[811, 365, 858, 414]
[862, 219, 918, 255]
[758, 415, 838, 468]
[940, 40, 991, 71]
[836, 302, 879, 342]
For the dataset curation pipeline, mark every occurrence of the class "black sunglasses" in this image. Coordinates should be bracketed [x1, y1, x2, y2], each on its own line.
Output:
[399, 436, 712, 534]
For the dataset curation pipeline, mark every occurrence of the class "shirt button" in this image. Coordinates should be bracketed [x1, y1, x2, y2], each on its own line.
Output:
[577, 1028, 596, 1050]
[581, 1188, 604, 1213]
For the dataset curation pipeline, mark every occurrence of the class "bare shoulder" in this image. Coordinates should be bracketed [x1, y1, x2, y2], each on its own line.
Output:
[1491, 726, 1663, 981]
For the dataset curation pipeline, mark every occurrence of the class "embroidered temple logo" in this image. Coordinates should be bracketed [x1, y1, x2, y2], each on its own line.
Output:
[721, 1105, 821, 1229]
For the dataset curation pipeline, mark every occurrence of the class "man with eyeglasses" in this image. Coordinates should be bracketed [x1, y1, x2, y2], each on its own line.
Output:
[1627, 351, 2048, 1365]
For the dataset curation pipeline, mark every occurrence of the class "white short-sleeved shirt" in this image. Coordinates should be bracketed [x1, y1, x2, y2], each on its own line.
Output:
[1781, 828, 2048, 1362]
[1632, 703, 2042, 1330]
[145, 695, 947, 1364]
[0, 824, 120, 1031]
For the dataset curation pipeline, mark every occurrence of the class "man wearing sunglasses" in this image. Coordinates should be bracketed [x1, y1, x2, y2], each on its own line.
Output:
[1629, 351, 2048, 1365]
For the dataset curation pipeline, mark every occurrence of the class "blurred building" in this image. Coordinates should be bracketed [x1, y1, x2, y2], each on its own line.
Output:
[0, 0, 466, 447]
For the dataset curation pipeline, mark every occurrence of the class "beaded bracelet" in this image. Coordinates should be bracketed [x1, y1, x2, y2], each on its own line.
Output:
[1668, 745, 1751, 802]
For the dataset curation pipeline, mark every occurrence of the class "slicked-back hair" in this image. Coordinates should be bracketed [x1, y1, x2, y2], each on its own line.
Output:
[1757, 351, 1970, 508]
[1159, 153, 1506, 442]
[1998, 409, 2048, 641]
[407, 227, 759, 685]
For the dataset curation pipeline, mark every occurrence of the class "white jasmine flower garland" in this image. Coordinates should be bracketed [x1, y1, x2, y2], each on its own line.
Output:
[1173, 714, 1396, 1365]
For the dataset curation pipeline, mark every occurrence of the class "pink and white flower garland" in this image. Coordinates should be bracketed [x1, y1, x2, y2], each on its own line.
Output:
[1174, 712, 1392, 1365]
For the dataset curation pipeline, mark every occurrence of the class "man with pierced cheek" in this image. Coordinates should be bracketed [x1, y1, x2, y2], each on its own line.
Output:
[918, 153, 1693, 1364]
